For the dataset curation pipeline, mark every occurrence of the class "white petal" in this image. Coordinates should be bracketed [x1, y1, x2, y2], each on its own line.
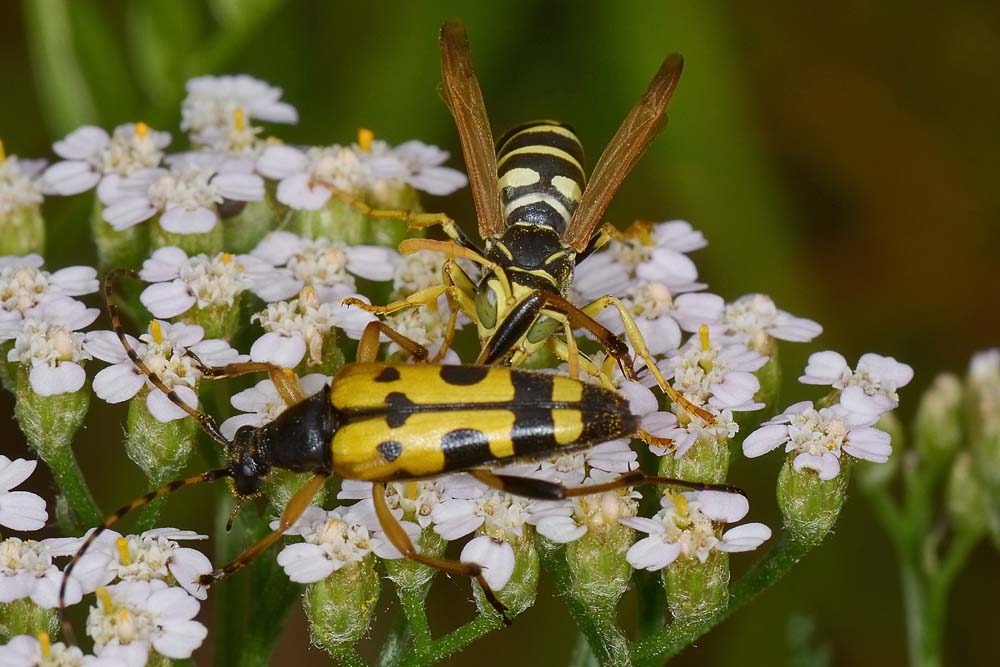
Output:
[619, 380, 658, 417]
[152, 619, 207, 659]
[0, 456, 37, 492]
[695, 490, 749, 523]
[276, 173, 331, 210]
[346, 246, 399, 281]
[372, 521, 421, 560]
[769, 312, 822, 342]
[42, 161, 101, 195]
[461, 535, 515, 590]
[840, 385, 892, 417]
[859, 353, 913, 387]
[250, 230, 303, 265]
[626, 536, 680, 571]
[800, 351, 848, 385]
[103, 197, 158, 230]
[0, 490, 48, 531]
[793, 451, 841, 480]
[147, 385, 198, 423]
[220, 414, 263, 440]
[844, 427, 892, 463]
[250, 332, 306, 368]
[29, 362, 86, 396]
[250, 271, 302, 303]
[276, 542, 335, 583]
[83, 332, 132, 367]
[408, 166, 468, 196]
[673, 292, 725, 332]
[97, 173, 126, 205]
[536, 515, 587, 543]
[139, 246, 188, 282]
[215, 173, 265, 202]
[160, 206, 217, 234]
[168, 548, 213, 599]
[187, 338, 243, 367]
[49, 265, 99, 296]
[92, 364, 145, 403]
[638, 248, 697, 286]
[256, 145, 308, 179]
[160, 321, 205, 348]
[140, 281, 196, 319]
[741, 424, 789, 458]
[718, 523, 772, 552]
[53, 126, 109, 159]
[653, 220, 707, 252]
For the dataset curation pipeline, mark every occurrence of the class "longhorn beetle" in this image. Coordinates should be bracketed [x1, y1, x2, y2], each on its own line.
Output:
[320, 19, 711, 422]
[59, 270, 742, 643]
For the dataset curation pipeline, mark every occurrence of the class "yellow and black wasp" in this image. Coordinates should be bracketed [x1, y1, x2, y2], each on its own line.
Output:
[60, 270, 740, 639]
[336, 19, 710, 420]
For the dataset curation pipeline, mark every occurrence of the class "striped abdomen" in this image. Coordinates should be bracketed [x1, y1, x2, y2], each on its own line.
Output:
[496, 121, 586, 236]
[329, 363, 637, 481]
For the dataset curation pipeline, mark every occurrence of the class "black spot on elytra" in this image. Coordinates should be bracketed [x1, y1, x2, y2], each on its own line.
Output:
[374, 366, 401, 383]
[377, 440, 402, 462]
[384, 392, 416, 428]
[441, 428, 493, 469]
[439, 365, 491, 386]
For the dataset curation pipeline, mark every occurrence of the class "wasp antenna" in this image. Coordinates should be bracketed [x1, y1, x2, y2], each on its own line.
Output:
[58, 468, 230, 645]
[104, 270, 229, 447]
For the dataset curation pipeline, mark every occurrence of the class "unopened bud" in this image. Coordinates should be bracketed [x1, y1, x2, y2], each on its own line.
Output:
[0, 599, 58, 641]
[968, 351, 1000, 490]
[776, 457, 848, 546]
[304, 557, 380, 652]
[946, 451, 989, 536]
[914, 373, 962, 467]
[221, 198, 276, 254]
[125, 389, 198, 486]
[291, 198, 365, 245]
[151, 219, 224, 256]
[262, 470, 327, 520]
[384, 528, 446, 591]
[470, 534, 538, 619]
[13, 366, 89, 459]
[366, 182, 422, 247]
[663, 549, 730, 621]
[659, 437, 729, 485]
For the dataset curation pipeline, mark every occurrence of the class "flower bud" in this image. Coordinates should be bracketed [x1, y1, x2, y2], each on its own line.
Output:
[968, 351, 1000, 494]
[90, 198, 148, 270]
[946, 451, 989, 536]
[0, 599, 58, 642]
[564, 521, 634, 609]
[0, 205, 44, 256]
[776, 457, 848, 546]
[471, 534, 538, 619]
[221, 197, 277, 254]
[663, 549, 730, 621]
[262, 470, 328, 520]
[366, 181, 422, 247]
[151, 220, 224, 256]
[124, 389, 198, 486]
[659, 438, 729, 485]
[304, 557, 381, 652]
[13, 365, 89, 461]
[291, 198, 365, 245]
[914, 373, 962, 467]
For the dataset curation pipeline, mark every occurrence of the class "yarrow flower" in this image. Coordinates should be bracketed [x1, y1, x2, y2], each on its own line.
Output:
[0, 536, 87, 608]
[74, 528, 213, 600]
[742, 400, 892, 480]
[85, 320, 243, 422]
[0, 151, 46, 218]
[621, 491, 770, 570]
[0, 255, 98, 318]
[364, 139, 468, 196]
[251, 231, 397, 303]
[41, 123, 171, 201]
[137, 246, 278, 319]
[0, 296, 97, 395]
[0, 633, 128, 667]
[220, 373, 329, 439]
[719, 293, 822, 347]
[257, 143, 371, 207]
[101, 161, 264, 234]
[85, 580, 207, 666]
[0, 456, 47, 531]
[800, 351, 914, 417]
[181, 75, 297, 152]
[274, 505, 416, 584]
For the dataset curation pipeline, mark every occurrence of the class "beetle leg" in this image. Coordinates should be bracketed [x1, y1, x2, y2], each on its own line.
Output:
[470, 468, 744, 499]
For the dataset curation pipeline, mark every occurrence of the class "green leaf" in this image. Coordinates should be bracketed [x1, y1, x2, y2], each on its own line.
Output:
[69, 0, 138, 124]
[22, 0, 99, 134]
[126, 0, 205, 115]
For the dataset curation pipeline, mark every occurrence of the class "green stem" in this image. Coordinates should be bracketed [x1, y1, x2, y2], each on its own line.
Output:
[399, 615, 502, 667]
[900, 559, 931, 667]
[399, 587, 432, 654]
[631, 531, 813, 663]
[376, 611, 412, 667]
[329, 645, 368, 667]
[537, 538, 630, 667]
[568, 631, 600, 667]
[41, 444, 102, 532]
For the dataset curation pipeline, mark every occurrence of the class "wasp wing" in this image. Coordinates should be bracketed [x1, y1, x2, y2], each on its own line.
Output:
[564, 53, 684, 252]
[439, 19, 505, 239]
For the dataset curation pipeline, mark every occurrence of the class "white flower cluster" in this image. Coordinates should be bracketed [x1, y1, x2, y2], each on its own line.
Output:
[0, 460, 211, 666]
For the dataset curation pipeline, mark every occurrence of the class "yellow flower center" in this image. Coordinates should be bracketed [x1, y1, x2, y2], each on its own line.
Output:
[150, 320, 164, 344]
[37, 632, 51, 658]
[115, 537, 132, 565]
[96, 586, 114, 612]
[357, 127, 374, 153]
[233, 108, 246, 133]
[135, 122, 150, 139]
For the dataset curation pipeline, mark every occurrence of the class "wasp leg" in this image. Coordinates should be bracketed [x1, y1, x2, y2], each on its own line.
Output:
[357, 320, 431, 363]
[372, 482, 511, 625]
[199, 472, 329, 587]
[319, 183, 471, 240]
[547, 338, 617, 390]
[578, 295, 714, 422]
[469, 468, 744, 499]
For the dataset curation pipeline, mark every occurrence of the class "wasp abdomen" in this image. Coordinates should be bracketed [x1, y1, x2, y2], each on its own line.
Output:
[496, 121, 586, 236]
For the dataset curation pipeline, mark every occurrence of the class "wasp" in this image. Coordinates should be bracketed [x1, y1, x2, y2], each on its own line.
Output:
[328, 19, 710, 421]
[60, 270, 741, 640]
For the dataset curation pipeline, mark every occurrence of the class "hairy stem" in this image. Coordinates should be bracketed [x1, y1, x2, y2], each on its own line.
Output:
[41, 443, 102, 532]
[400, 615, 503, 667]
[399, 587, 432, 653]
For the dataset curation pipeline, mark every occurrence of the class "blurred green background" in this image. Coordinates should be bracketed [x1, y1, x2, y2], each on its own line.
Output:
[3, 1, 999, 665]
